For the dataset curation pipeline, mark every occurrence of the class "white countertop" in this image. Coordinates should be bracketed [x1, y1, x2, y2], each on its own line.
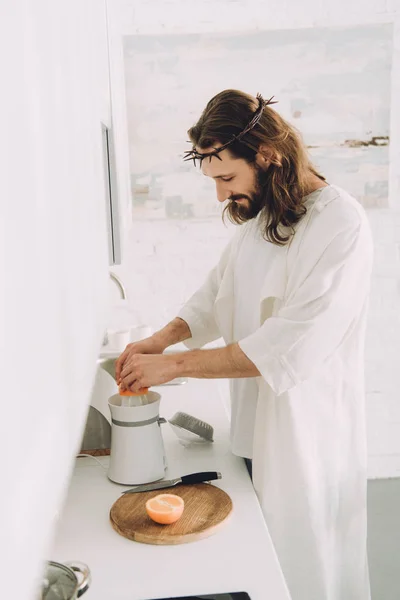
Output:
[50, 378, 290, 600]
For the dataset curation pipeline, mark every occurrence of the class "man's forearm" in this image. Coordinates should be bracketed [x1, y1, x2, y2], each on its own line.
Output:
[173, 343, 260, 379]
[152, 317, 192, 350]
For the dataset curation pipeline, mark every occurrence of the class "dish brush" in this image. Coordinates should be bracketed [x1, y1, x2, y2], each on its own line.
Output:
[168, 411, 214, 446]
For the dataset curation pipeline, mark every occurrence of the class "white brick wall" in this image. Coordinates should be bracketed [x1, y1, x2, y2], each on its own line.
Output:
[365, 210, 400, 477]
[110, 0, 400, 478]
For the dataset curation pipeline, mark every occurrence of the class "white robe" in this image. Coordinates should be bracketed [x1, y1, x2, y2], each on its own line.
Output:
[178, 185, 373, 600]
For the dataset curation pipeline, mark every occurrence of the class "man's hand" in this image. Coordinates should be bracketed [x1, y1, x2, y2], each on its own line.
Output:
[119, 353, 178, 392]
[118, 343, 260, 391]
[115, 337, 166, 385]
[117, 335, 260, 391]
[115, 318, 192, 386]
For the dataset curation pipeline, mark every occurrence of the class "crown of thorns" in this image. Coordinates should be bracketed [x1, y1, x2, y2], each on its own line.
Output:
[183, 93, 278, 166]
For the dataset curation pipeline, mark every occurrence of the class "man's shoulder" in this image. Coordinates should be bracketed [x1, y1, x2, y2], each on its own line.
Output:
[291, 185, 372, 256]
[308, 184, 367, 232]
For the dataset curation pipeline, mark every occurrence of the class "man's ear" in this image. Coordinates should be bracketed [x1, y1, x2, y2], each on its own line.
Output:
[255, 145, 282, 168]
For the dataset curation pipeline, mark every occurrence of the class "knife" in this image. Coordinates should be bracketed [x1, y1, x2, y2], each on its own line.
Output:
[121, 471, 222, 494]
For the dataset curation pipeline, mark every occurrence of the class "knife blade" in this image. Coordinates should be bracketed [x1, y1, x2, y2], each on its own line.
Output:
[121, 471, 222, 494]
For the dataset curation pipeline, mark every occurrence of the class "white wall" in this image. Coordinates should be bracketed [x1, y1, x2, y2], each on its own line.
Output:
[1, 1, 111, 597]
[110, 0, 400, 478]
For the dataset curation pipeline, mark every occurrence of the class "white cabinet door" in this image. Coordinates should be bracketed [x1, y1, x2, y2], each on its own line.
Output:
[1, 1, 112, 597]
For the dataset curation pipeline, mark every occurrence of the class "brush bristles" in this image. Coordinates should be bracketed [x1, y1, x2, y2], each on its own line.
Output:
[170, 412, 214, 441]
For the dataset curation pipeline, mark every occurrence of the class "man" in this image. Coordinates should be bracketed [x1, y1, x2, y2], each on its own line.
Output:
[116, 90, 373, 600]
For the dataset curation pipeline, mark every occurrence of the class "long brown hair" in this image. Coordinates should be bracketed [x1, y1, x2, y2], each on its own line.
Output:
[187, 89, 325, 245]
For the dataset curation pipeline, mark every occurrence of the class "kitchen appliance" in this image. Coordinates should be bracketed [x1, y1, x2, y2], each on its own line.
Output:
[121, 471, 222, 494]
[40, 561, 91, 599]
[80, 405, 111, 452]
[110, 482, 233, 545]
[108, 390, 166, 485]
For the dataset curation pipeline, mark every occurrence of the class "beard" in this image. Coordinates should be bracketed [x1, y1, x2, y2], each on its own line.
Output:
[223, 164, 269, 223]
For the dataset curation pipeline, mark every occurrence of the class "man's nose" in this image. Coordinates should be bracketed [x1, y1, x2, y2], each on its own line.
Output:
[215, 181, 230, 203]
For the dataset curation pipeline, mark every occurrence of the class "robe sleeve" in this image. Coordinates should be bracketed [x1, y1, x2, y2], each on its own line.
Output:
[238, 205, 373, 396]
[177, 237, 234, 349]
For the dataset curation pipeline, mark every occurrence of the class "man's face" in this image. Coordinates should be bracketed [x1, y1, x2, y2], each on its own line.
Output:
[200, 146, 267, 219]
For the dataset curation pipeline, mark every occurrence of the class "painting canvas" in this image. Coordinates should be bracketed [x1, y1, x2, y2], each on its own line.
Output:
[123, 23, 393, 219]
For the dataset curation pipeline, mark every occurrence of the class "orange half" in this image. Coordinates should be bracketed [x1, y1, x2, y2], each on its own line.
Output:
[119, 386, 149, 396]
[145, 493, 185, 525]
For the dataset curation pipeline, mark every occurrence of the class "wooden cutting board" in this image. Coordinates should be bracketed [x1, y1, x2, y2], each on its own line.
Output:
[110, 483, 233, 545]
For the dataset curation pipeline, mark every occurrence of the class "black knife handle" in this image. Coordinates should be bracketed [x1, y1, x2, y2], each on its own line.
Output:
[180, 471, 221, 485]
